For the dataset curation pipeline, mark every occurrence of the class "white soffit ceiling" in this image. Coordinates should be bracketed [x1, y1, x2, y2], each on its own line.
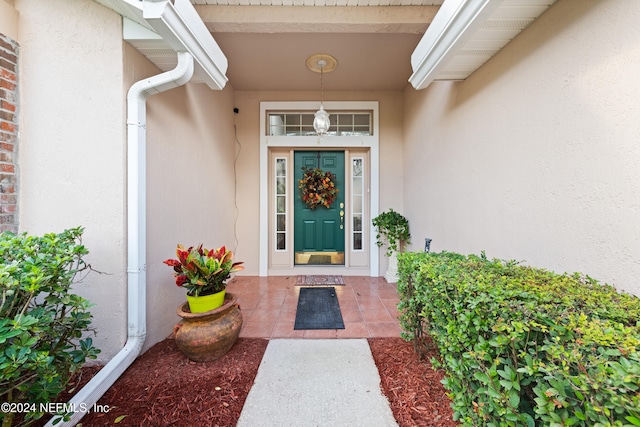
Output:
[410, 0, 557, 89]
[439, 0, 557, 80]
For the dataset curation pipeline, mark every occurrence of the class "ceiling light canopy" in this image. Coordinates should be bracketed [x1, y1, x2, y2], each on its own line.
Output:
[306, 54, 338, 74]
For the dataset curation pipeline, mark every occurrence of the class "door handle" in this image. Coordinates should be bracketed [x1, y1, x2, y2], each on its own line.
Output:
[339, 210, 344, 229]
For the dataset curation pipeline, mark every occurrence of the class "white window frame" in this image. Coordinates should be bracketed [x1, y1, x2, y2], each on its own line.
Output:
[274, 157, 287, 252]
[259, 101, 379, 276]
[267, 111, 373, 136]
[351, 156, 365, 252]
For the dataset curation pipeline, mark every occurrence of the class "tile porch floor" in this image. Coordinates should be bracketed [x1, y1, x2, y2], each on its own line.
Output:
[226, 276, 402, 339]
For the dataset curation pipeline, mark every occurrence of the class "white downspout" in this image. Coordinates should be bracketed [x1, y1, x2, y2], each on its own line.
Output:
[46, 51, 195, 427]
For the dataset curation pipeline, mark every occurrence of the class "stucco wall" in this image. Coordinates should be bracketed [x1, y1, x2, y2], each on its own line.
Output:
[126, 44, 238, 353]
[403, 0, 640, 295]
[0, 0, 18, 41]
[16, 0, 238, 360]
[233, 90, 404, 276]
[16, 0, 127, 361]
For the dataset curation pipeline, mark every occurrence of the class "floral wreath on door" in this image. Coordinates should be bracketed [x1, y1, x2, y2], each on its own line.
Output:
[298, 167, 339, 209]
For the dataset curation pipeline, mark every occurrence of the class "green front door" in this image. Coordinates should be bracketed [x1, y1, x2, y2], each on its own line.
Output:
[294, 151, 345, 265]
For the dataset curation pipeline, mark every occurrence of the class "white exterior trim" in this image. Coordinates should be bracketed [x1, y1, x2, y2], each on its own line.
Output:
[409, 0, 502, 89]
[259, 101, 379, 277]
[94, 0, 228, 89]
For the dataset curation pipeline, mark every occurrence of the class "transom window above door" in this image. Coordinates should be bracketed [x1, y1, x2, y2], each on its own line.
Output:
[267, 112, 372, 136]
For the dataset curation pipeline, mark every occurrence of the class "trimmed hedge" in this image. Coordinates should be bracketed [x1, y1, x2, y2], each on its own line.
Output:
[0, 228, 100, 426]
[397, 251, 640, 427]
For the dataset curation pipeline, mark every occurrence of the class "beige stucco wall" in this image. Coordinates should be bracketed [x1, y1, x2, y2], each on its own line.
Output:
[403, 0, 640, 295]
[131, 44, 238, 353]
[16, 0, 237, 360]
[233, 90, 404, 276]
[16, 0, 127, 361]
[0, 0, 18, 41]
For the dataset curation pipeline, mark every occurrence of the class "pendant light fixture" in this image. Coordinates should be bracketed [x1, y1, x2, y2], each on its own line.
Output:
[306, 54, 337, 137]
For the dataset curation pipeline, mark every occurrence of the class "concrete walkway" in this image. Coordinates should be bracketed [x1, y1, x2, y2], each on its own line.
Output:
[237, 339, 398, 427]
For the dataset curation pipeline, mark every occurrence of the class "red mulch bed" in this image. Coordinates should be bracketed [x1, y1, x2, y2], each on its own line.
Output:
[369, 337, 456, 426]
[35, 337, 455, 426]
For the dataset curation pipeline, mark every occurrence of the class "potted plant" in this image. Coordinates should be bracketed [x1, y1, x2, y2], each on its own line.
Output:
[164, 244, 244, 313]
[372, 208, 411, 282]
[164, 244, 245, 362]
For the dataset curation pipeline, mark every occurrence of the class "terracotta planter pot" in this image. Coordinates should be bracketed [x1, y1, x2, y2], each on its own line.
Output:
[174, 292, 242, 362]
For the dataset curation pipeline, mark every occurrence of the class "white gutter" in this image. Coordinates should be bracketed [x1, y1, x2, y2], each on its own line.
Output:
[45, 51, 195, 427]
[408, 0, 503, 90]
[94, 0, 228, 90]
[143, 0, 228, 90]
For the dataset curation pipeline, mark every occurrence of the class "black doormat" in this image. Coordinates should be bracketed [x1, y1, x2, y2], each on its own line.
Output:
[294, 287, 345, 330]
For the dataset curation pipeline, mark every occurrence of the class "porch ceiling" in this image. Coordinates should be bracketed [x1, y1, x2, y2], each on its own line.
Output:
[117, 0, 556, 91]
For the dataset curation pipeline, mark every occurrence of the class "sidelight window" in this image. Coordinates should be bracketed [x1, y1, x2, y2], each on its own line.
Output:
[275, 157, 287, 251]
[352, 157, 364, 251]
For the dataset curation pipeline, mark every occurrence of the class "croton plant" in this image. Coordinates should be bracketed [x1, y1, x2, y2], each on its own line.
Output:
[164, 244, 244, 297]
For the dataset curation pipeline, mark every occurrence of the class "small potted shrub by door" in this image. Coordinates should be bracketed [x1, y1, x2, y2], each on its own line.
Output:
[372, 209, 410, 283]
[164, 244, 244, 362]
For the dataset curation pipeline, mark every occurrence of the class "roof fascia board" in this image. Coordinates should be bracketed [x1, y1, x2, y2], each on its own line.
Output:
[94, 0, 154, 30]
[409, 0, 503, 90]
[142, 0, 228, 90]
[195, 5, 438, 34]
[123, 17, 163, 41]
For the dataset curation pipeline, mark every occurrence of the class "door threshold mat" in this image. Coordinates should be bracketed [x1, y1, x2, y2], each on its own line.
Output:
[307, 254, 332, 264]
[294, 287, 345, 330]
[295, 275, 345, 286]
[294, 251, 345, 265]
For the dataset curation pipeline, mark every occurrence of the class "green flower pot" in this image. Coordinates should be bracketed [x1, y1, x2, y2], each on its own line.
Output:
[186, 289, 226, 313]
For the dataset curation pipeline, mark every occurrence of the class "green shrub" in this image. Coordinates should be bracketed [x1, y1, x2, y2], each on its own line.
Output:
[398, 251, 640, 427]
[0, 228, 100, 427]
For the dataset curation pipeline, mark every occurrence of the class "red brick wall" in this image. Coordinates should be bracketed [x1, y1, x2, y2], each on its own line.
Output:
[0, 34, 18, 233]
